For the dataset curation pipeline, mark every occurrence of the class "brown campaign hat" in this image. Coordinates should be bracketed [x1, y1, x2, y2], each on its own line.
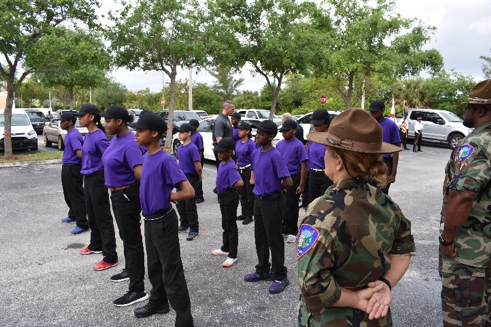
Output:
[463, 79, 491, 104]
[307, 108, 402, 154]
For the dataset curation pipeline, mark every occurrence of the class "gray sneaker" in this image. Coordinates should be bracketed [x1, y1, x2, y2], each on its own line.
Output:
[186, 231, 199, 241]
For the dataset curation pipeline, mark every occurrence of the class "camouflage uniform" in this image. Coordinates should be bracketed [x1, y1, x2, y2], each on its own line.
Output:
[440, 121, 491, 327]
[297, 178, 415, 327]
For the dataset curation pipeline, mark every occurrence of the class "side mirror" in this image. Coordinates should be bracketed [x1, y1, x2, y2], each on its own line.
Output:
[437, 119, 445, 125]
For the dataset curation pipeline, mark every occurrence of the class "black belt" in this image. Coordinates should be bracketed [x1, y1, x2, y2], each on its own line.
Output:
[256, 193, 282, 200]
[218, 188, 238, 200]
[143, 207, 174, 221]
[89, 170, 104, 175]
[62, 163, 81, 166]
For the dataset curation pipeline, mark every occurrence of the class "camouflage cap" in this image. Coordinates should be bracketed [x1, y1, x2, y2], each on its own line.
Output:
[307, 108, 402, 154]
[462, 79, 491, 104]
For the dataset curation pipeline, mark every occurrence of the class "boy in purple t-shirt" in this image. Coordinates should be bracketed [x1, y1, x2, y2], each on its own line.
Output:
[211, 137, 244, 267]
[59, 112, 89, 235]
[129, 110, 195, 326]
[176, 123, 202, 241]
[231, 112, 241, 142]
[276, 119, 308, 244]
[244, 120, 293, 294]
[189, 119, 204, 203]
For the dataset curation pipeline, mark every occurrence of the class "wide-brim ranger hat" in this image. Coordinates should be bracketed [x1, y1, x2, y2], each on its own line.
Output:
[462, 79, 491, 104]
[128, 110, 167, 134]
[74, 104, 101, 116]
[307, 108, 402, 154]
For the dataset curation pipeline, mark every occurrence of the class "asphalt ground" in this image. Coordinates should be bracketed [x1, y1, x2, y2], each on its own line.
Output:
[0, 143, 451, 327]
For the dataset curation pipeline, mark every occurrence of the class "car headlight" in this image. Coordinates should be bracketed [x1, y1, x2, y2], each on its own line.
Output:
[28, 130, 36, 137]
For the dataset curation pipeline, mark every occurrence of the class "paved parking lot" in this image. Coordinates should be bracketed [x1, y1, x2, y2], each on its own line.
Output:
[0, 144, 450, 327]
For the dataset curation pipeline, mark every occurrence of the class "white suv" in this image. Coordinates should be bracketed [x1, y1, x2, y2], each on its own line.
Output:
[407, 108, 472, 149]
[0, 109, 38, 151]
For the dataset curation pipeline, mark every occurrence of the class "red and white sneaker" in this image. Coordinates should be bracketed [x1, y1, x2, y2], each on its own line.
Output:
[94, 260, 118, 271]
[211, 249, 229, 257]
[222, 257, 238, 268]
[79, 247, 102, 255]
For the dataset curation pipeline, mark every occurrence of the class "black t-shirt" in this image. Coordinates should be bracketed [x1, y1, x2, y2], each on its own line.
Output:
[213, 113, 233, 143]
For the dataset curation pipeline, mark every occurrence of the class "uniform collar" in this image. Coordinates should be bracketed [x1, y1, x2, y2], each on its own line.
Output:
[329, 177, 367, 191]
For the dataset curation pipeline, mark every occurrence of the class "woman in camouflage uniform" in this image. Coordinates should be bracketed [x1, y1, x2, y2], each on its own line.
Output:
[297, 109, 416, 327]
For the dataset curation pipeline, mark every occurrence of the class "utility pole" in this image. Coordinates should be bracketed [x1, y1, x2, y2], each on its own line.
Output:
[188, 67, 193, 111]
[89, 87, 92, 103]
[162, 71, 165, 110]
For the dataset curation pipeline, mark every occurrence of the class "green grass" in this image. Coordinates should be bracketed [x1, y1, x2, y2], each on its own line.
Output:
[0, 151, 63, 163]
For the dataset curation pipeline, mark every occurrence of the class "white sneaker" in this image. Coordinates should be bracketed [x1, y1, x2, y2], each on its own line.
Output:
[286, 235, 296, 243]
[211, 249, 229, 256]
[222, 257, 238, 267]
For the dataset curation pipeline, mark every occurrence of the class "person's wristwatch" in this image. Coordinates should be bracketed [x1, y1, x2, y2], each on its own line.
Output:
[439, 235, 454, 246]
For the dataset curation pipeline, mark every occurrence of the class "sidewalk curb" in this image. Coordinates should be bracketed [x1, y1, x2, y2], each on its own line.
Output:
[0, 159, 62, 168]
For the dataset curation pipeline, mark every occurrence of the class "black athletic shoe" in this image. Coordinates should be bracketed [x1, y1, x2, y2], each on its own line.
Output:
[134, 303, 170, 318]
[237, 215, 245, 221]
[111, 269, 130, 283]
[195, 197, 204, 204]
[113, 291, 149, 307]
[242, 216, 253, 225]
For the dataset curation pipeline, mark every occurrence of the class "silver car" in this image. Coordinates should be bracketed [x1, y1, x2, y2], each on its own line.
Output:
[43, 119, 88, 150]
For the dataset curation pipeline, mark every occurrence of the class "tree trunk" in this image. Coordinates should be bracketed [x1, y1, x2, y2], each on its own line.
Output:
[269, 74, 283, 120]
[164, 65, 177, 148]
[69, 87, 74, 110]
[3, 79, 15, 157]
[345, 73, 354, 110]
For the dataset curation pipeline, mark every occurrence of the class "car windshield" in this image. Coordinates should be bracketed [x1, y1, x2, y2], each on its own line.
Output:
[257, 110, 270, 119]
[27, 112, 46, 119]
[174, 112, 201, 121]
[0, 114, 30, 127]
[75, 120, 82, 128]
[440, 111, 462, 122]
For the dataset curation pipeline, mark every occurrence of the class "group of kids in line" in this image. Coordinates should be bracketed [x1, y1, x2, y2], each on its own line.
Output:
[59, 104, 334, 326]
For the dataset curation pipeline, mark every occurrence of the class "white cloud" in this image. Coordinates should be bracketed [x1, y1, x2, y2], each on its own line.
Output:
[469, 17, 491, 35]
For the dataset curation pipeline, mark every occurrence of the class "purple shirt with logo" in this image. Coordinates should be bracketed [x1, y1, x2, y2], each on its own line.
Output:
[235, 139, 256, 167]
[276, 137, 308, 175]
[216, 159, 242, 194]
[251, 147, 290, 196]
[102, 132, 143, 188]
[140, 150, 187, 216]
[191, 131, 204, 152]
[232, 127, 240, 142]
[379, 118, 401, 158]
[81, 129, 109, 175]
[62, 128, 83, 164]
[176, 142, 201, 176]
[308, 141, 326, 170]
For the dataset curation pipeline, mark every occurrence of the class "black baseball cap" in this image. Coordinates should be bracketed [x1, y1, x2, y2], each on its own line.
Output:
[279, 119, 297, 132]
[60, 112, 77, 121]
[238, 121, 252, 131]
[368, 100, 385, 112]
[253, 120, 278, 136]
[128, 110, 167, 134]
[178, 123, 193, 133]
[74, 104, 101, 116]
[100, 105, 129, 119]
[214, 137, 236, 152]
[311, 109, 330, 125]
[231, 112, 242, 119]
[189, 119, 200, 127]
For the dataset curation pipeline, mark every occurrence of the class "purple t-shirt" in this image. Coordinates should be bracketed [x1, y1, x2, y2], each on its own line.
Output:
[176, 142, 200, 176]
[191, 132, 204, 152]
[232, 127, 240, 142]
[62, 128, 83, 164]
[308, 141, 326, 170]
[216, 159, 242, 194]
[81, 129, 109, 175]
[379, 118, 401, 158]
[102, 132, 143, 188]
[140, 150, 187, 216]
[276, 137, 308, 175]
[251, 147, 290, 196]
[235, 139, 256, 167]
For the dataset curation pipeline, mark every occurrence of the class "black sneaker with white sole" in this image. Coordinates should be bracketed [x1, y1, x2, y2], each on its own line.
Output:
[111, 269, 130, 282]
[113, 291, 149, 307]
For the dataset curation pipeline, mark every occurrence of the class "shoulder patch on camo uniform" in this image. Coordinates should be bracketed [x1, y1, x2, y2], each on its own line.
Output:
[458, 145, 475, 163]
[297, 224, 320, 260]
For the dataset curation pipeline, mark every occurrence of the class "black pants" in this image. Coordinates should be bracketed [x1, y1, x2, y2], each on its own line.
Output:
[308, 170, 333, 204]
[111, 185, 145, 292]
[413, 132, 422, 151]
[195, 158, 204, 200]
[282, 173, 301, 235]
[213, 148, 220, 170]
[301, 171, 310, 207]
[238, 167, 254, 217]
[84, 173, 117, 263]
[61, 164, 88, 229]
[145, 209, 194, 327]
[254, 194, 287, 280]
[402, 132, 408, 148]
[218, 190, 239, 258]
[177, 174, 199, 232]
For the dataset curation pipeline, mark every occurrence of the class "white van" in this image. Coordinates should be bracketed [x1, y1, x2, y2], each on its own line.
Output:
[0, 109, 38, 151]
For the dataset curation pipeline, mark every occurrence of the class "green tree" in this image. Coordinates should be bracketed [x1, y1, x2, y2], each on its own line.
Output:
[0, 0, 99, 156]
[93, 79, 128, 111]
[481, 53, 491, 79]
[207, 66, 244, 101]
[206, 0, 318, 119]
[107, 0, 207, 146]
[234, 90, 262, 110]
[16, 78, 49, 108]
[314, 0, 443, 110]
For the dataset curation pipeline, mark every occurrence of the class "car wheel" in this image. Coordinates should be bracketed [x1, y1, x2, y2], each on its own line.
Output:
[44, 134, 52, 147]
[448, 133, 464, 149]
[58, 136, 65, 151]
[173, 139, 182, 154]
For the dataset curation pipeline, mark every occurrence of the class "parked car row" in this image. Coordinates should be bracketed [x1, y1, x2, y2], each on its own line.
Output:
[43, 119, 88, 150]
[0, 109, 38, 151]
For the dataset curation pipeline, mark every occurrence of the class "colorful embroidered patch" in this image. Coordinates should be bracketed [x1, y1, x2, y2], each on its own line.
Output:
[458, 145, 474, 163]
[297, 224, 320, 260]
